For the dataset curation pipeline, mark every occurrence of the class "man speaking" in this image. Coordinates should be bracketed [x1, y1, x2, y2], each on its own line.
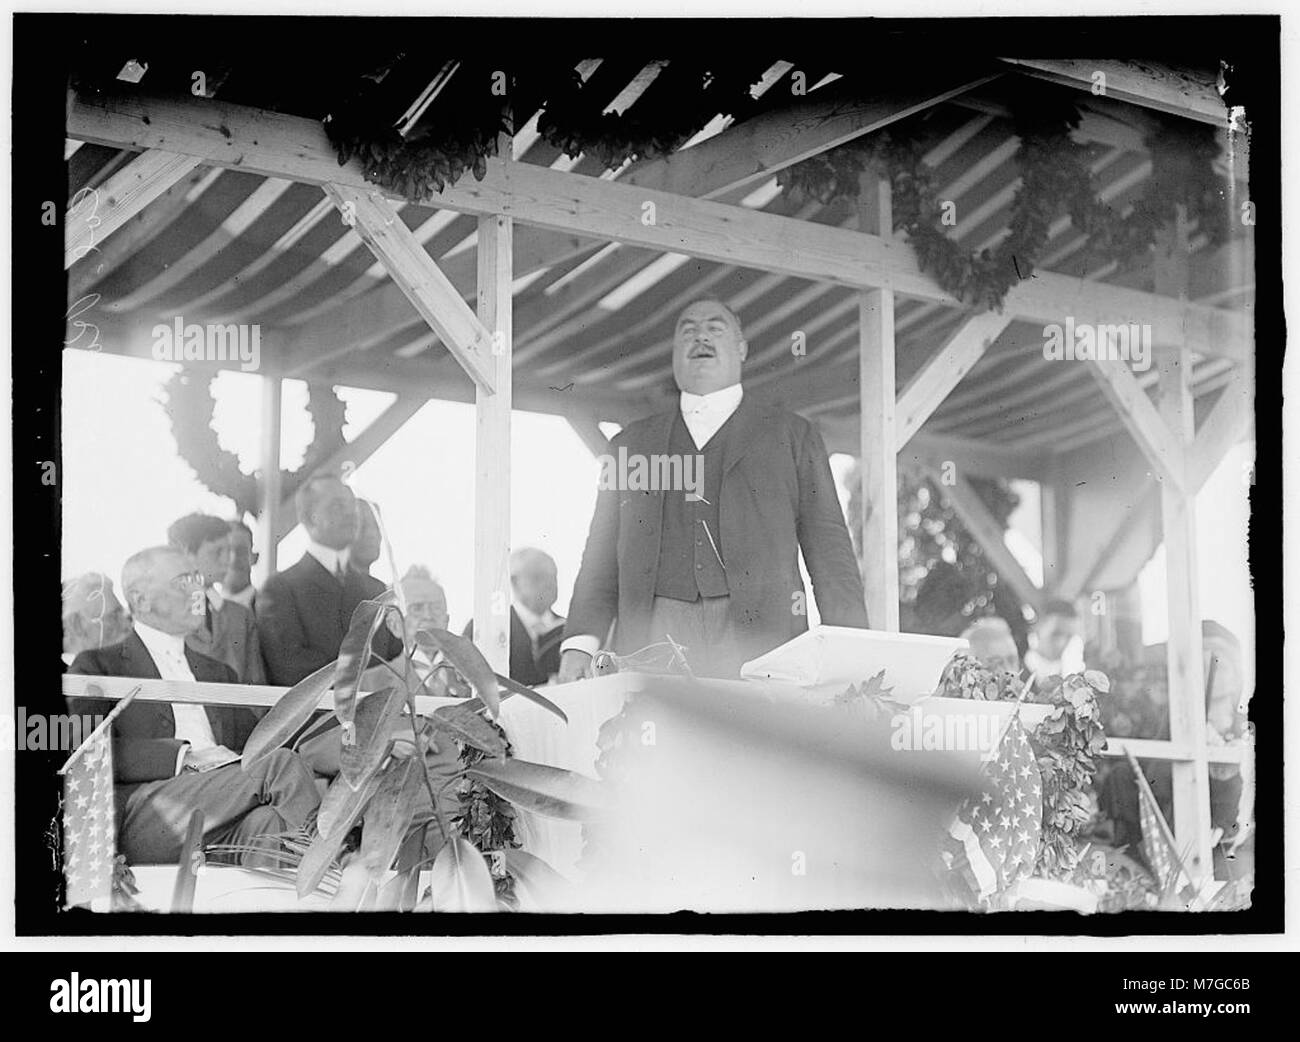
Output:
[558, 298, 868, 681]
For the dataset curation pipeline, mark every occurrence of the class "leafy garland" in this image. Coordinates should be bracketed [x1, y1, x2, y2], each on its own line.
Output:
[160, 371, 347, 518]
[323, 57, 763, 200]
[936, 652, 1109, 878]
[779, 96, 1230, 311]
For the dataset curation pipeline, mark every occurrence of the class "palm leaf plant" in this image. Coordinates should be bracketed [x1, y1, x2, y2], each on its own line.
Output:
[239, 596, 601, 911]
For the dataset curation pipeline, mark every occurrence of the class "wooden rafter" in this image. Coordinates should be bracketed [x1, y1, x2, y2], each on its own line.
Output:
[65, 149, 201, 269]
[929, 469, 1045, 614]
[321, 182, 496, 392]
[1084, 355, 1187, 493]
[66, 87, 1251, 364]
[998, 59, 1228, 126]
[894, 311, 1012, 448]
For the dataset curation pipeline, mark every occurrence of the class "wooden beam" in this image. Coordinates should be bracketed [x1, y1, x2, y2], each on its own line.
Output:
[566, 417, 613, 458]
[67, 161, 211, 302]
[1189, 374, 1253, 492]
[998, 59, 1228, 126]
[68, 87, 1251, 363]
[931, 470, 1046, 614]
[272, 395, 426, 542]
[620, 69, 1001, 200]
[1084, 354, 1186, 493]
[321, 182, 496, 393]
[473, 210, 514, 676]
[1040, 457, 1068, 597]
[65, 149, 201, 269]
[895, 311, 1012, 448]
[1154, 213, 1213, 887]
[858, 176, 898, 631]
[258, 375, 282, 580]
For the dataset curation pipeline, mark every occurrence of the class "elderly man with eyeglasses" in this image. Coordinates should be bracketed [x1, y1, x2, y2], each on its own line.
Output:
[68, 546, 320, 868]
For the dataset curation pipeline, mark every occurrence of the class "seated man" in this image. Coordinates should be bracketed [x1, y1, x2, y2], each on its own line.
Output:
[167, 512, 265, 684]
[960, 616, 1022, 676]
[62, 571, 133, 667]
[257, 472, 400, 686]
[68, 546, 320, 868]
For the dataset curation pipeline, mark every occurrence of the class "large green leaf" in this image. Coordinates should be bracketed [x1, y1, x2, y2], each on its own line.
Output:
[467, 759, 611, 822]
[427, 835, 497, 912]
[359, 756, 423, 877]
[416, 628, 500, 717]
[339, 685, 407, 791]
[298, 774, 379, 897]
[503, 849, 574, 912]
[241, 660, 335, 772]
[317, 764, 380, 840]
[495, 673, 568, 724]
[431, 703, 508, 758]
[333, 599, 397, 732]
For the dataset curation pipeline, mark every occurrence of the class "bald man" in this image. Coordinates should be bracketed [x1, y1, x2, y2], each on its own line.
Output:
[465, 548, 566, 686]
[68, 546, 320, 868]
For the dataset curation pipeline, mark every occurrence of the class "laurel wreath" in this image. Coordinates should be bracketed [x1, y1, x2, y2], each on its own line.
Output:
[159, 371, 348, 518]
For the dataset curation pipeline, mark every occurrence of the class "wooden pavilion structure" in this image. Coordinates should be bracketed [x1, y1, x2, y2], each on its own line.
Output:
[64, 53, 1255, 889]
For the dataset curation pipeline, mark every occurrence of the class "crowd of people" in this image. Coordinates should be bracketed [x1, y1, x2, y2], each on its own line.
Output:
[61, 470, 569, 870]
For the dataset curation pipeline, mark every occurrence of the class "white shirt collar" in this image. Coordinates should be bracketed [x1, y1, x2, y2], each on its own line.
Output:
[206, 586, 224, 613]
[678, 383, 743, 449]
[306, 540, 350, 576]
[679, 382, 743, 416]
[133, 619, 189, 664]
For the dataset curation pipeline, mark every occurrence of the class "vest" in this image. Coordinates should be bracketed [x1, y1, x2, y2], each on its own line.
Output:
[654, 411, 730, 601]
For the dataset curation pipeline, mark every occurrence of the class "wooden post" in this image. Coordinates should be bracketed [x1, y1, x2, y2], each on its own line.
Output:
[1040, 458, 1068, 597]
[1156, 211, 1213, 886]
[858, 175, 898, 630]
[258, 374, 282, 581]
[473, 211, 513, 675]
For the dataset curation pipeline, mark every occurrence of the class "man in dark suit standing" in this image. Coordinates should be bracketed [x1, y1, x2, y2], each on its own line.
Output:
[559, 298, 868, 681]
[257, 472, 399, 686]
[69, 547, 320, 867]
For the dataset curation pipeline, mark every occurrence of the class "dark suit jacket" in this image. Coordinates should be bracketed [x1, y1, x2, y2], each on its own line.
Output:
[68, 632, 256, 805]
[256, 554, 400, 687]
[565, 396, 869, 664]
[465, 607, 565, 688]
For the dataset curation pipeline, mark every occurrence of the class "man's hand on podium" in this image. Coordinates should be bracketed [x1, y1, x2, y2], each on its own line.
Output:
[557, 649, 593, 684]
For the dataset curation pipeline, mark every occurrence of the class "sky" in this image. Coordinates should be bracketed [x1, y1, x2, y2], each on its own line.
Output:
[61, 349, 1253, 666]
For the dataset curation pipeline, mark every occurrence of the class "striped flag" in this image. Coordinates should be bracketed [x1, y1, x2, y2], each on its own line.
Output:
[61, 729, 116, 909]
[1124, 750, 1195, 903]
[940, 715, 1042, 904]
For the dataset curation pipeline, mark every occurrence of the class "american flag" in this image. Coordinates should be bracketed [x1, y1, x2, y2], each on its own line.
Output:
[941, 715, 1042, 904]
[61, 729, 116, 909]
[1125, 750, 1193, 900]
